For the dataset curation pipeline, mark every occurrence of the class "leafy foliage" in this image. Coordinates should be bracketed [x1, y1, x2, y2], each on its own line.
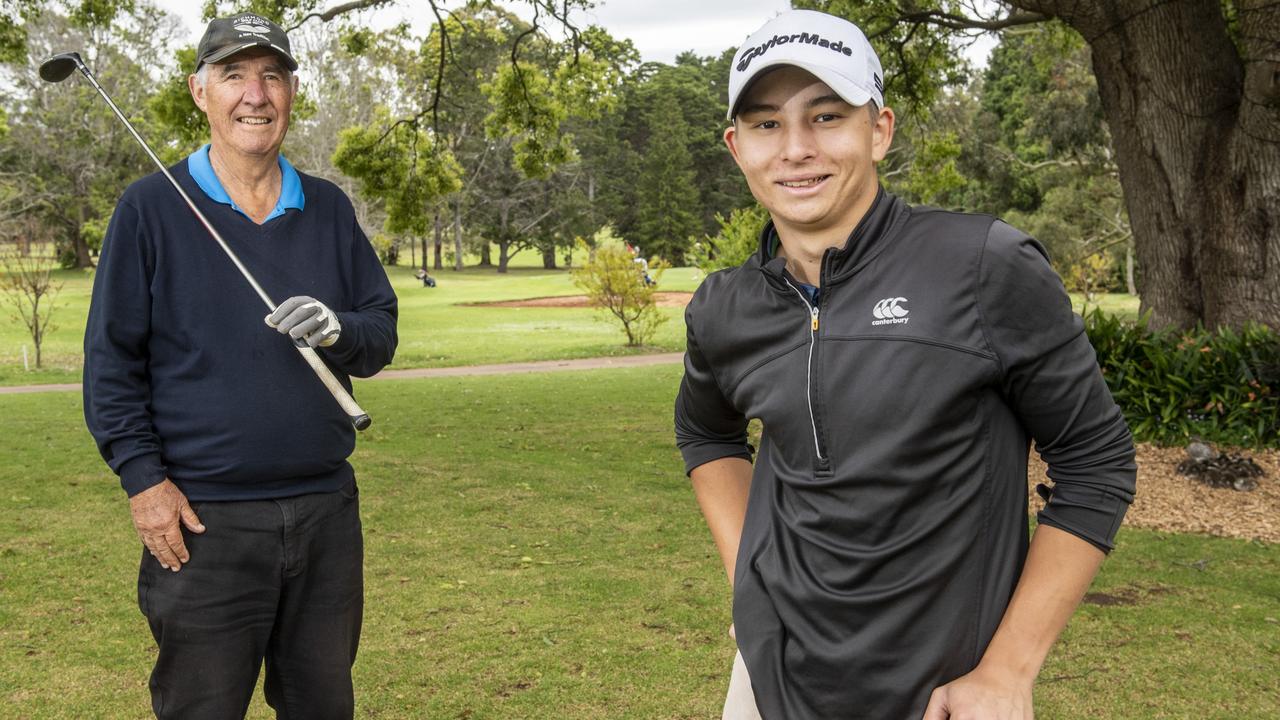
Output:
[691, 204, 766, 276]
[793, 0, 970, 118]
[147, 47, 208, 160]
[631, 107, 701, 265]
[331, 109, 462, 236]
[0, 0, 41, 62]
[1, 5, 178, 268]
[1086, 310, 1280, 448]
[483, 61, 573, 179]
[571, 230, 669, 346]
[594, 52, 753, 263]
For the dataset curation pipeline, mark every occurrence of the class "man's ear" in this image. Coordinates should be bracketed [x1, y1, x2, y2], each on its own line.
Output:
[871, 106, 895, 163]
[187, 74, 207, 112]
[724, 124, 741, 164]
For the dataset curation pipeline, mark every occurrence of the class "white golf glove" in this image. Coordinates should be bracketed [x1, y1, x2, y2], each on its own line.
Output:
[266, 296, 341, 348]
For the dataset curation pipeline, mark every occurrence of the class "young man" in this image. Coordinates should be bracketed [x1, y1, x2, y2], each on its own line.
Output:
[83, 13, 397, 719]
[675, 10, 1137, 719]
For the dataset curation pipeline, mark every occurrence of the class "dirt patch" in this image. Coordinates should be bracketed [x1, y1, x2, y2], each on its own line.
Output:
[1082, 591, 1139, 606]
[1082, 584, 1174, 607]
[469, 292, 694, 308]
[1029, 445, 1280, 543]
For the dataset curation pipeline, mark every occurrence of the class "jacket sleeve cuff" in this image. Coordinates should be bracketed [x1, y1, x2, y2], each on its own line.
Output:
[329, 311, 359, 355]
[119, 453, 167, 497]
[680, 442, 754, 476]
[1035, 483, 1131, 553]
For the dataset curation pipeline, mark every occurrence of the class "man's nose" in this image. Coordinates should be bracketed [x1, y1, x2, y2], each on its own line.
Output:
[780, 123, 817, 162]
[242, 76, 267, 104]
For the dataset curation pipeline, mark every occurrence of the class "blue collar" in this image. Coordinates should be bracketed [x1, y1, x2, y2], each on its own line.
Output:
[767, 226, 820, 303]
[187, 145, 305, 223]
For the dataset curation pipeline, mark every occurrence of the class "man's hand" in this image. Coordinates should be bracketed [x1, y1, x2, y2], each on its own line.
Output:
[129, 479, 205, 572]
[921, 663, 1033, 720]
[266, 296, 341, 348]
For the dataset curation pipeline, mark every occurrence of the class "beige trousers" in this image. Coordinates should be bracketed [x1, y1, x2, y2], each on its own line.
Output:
[722, 651, 764, 720]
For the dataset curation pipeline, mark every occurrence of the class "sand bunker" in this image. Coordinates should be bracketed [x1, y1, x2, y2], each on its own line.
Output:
[471, 292, 694, 308]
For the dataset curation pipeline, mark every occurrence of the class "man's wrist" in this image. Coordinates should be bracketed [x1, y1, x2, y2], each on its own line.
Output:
[974, 646, 1042, 686]
[119, 453, 167, 497]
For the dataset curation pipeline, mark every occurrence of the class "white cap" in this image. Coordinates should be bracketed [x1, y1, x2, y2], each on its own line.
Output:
[727, 9, 884, 120]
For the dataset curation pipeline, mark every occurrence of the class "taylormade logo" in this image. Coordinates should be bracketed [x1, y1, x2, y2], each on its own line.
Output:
[737, 32, 855, 72]
[871, 297, 909, 326]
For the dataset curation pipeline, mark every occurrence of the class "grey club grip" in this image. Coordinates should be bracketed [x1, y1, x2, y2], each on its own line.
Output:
[294, 341, 372, 430]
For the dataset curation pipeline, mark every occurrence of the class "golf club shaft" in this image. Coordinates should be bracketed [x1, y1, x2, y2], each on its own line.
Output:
[69, 59, 371, 430]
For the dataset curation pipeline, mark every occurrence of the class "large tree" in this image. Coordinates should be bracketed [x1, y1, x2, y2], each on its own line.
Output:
[1, 5, 177, 268]
[801, 0, 1279, 331]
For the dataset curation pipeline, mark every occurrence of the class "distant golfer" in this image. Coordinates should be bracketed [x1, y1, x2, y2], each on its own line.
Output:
[674, 10, 1137, 719]
[82, 13, 396, 719]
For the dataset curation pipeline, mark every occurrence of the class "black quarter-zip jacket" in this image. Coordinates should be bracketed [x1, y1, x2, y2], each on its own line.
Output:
[675, 189, 1137, 719]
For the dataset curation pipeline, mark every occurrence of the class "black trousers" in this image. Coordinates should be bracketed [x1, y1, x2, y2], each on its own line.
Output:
[137, 481, 363, 720]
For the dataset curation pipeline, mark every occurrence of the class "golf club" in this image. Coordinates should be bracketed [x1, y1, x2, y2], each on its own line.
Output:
[40, 51, 372, 430]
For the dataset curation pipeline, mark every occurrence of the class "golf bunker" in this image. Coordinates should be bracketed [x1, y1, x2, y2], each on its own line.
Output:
[469, 292, 694, 308]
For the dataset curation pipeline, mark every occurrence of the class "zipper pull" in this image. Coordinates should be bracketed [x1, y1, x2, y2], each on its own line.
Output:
[811, 307, 820, 331]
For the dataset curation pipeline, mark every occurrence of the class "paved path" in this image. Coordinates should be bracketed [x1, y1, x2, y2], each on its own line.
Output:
[0, 352, 686, 396]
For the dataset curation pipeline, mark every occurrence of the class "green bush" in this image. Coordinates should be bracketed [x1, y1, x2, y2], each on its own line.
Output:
[1085, 310, 1280, 448]
[691, 204, 767, 276]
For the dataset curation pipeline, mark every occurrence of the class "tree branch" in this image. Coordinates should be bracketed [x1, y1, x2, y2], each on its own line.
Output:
[890, 7, 1049, 32]
[428, 1, 450, 136]
[890, 6, 1048, 33]
[288, 0, 395, 32]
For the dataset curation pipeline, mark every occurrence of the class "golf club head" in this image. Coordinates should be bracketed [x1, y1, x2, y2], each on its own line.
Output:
[39, 52, 84, 83]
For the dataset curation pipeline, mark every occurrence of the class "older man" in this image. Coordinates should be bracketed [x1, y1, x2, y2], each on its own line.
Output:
[675, 9, 1136, 720]
[83, 13, 396, 719]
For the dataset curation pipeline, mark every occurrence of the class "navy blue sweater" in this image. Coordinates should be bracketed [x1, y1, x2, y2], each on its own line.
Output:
[84, 162, 397, 501]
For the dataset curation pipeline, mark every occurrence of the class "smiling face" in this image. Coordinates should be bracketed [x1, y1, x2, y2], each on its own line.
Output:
[724, 66, 894, 248]
[188, 48, 297, 162]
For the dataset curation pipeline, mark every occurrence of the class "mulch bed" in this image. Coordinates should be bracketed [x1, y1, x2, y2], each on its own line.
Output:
[1030, 445, 1279, 543]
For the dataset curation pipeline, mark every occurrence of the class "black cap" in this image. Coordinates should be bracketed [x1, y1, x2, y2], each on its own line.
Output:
[195, 14, 298, 72]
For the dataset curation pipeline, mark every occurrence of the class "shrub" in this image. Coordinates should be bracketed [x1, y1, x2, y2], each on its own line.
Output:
[571, 232, 669, 347]
[691, 204, 767, 277]
[1085, 309, 1280, 448]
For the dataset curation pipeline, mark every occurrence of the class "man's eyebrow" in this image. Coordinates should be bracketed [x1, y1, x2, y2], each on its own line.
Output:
[807, 94, 850, 109]
[736, 102, 779, 117]
[216, 60, 287, 75]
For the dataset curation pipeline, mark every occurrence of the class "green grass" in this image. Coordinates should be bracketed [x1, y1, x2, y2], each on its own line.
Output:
[0, 256, 1139, 386]
[0, 367, 1275, 718]
[0, 259, 706, 387]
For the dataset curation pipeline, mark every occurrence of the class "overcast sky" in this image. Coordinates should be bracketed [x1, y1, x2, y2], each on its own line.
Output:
[159, 1, 802, 65]
[155, 0, 992, 67]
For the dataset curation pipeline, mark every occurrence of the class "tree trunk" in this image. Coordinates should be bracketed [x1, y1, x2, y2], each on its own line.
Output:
[410, 236, 416, 269]
[496, 205, 510, 273]
[542, 245, 557, 269]
[1014, 0, 1280, 330]
[453, 198, 464, 271]
[433, 212, 443, 270]
[1125, 241, 1137, 297]
[479, 242, 492, 267]
[72, 208, 93, 268]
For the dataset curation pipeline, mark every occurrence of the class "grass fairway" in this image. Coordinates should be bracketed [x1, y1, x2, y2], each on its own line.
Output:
[1, 366, 1276, 718]
[0, 260, 1138, 387]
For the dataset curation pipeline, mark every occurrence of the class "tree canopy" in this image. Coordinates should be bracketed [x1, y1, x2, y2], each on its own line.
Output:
[2, 0, 1275, 330]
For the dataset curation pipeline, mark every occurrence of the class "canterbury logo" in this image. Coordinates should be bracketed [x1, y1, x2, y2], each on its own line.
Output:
[871, 297, 909, 326]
